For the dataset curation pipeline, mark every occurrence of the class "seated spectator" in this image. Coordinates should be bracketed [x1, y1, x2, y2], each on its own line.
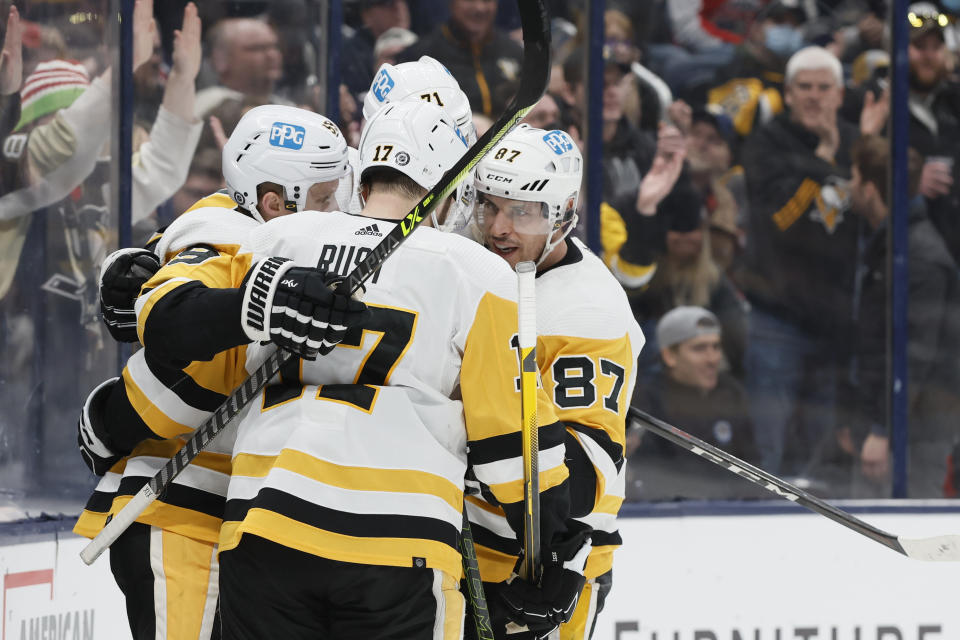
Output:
[626, 306, 761, 501]
[396, 0, 522, 117]
[171, 146, 223, 216]
[739, 46, 860, 478]
[629, 185, 748, 379]
[195, 17, 286, 117]
[904, 3, 960, 266]
[843, 135, 960, 498]
[342, 0, 411, 101]
[644, 0, 746, 96]
[698, 0, 811, 141]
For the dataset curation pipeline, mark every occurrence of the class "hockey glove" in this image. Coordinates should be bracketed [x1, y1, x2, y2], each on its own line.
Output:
[77, 377, 125, 476]
[240, 257, 371, 360]
[99, 247, 161, 343]
[497, 526, 592, 636]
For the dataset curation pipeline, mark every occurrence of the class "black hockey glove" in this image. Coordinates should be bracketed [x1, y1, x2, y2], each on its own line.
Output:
[77, 378, 125, 476]
[99, 247, 161, 343]
[496, 525, 592, 637]
[240, 257, 371, 360]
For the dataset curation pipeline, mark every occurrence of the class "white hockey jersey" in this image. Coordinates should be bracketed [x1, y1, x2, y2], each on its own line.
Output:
[75, 194, 258, 544]
[123, 209, 570, 579]
[466, 237, 645, 582]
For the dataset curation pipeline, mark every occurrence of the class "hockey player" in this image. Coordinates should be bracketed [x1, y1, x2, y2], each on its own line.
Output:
[362, 54, 477, 231]
[127, 97, 585, 639]
[466, 125, 645, 640]
[74, 104, 352, 640]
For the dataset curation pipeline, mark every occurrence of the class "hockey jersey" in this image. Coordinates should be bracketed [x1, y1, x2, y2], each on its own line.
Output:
[467, 237, 644, 582]
[73, 193, 257, 544]
[126, 210, 571, 580]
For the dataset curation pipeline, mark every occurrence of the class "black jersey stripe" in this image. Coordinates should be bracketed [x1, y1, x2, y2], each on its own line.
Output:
[144, 353, 228, 412]
[113, 474, 227, 519]
[467, 420, 566, 466]
[470, 521, 521, 556]
[567, 421, 625, 472]
[590, 529, 622, 547]
[225, 488, 460, 549]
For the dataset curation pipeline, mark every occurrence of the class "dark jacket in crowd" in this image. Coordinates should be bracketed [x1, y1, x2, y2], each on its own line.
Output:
[395, 20, 522, 117]
[847, 200, 960, 449]
[739, 112, 861, 341]
[908, 81, 960, 266]
[342, 26, 377, 99]
[628, 368, 764, 500]
[0, 92, 18, 140]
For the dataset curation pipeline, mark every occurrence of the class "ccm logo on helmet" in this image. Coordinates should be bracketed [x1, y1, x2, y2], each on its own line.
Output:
[542, 130, 573, 155]
[371, 69, 395, 102]
[270, 122, 306, 149]
[486, 173, 512, 183]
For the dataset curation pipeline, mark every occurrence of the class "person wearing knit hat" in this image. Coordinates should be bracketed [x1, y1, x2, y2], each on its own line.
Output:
[626, 305, 760, 500]
[15, 59, 90, 131]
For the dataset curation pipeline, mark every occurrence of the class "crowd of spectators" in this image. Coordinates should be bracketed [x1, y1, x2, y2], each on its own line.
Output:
[2, 0, 960, 505]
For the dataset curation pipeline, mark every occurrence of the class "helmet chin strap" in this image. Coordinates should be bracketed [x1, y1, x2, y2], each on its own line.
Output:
[535, 213, 578, 267]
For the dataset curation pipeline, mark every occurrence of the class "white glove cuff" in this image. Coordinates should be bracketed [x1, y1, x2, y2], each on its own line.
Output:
[241, 257, 294, 342]
[563, 537, 592, 574]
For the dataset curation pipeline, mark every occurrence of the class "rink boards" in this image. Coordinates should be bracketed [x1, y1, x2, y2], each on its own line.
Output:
[1, 504, 958, 640]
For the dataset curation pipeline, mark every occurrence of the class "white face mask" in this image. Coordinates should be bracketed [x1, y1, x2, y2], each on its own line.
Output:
[765, 24, 805, 57]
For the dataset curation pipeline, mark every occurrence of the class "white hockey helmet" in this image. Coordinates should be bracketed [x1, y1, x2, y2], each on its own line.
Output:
[358, 97, 468, 198]
[473, 125, 582, 264]
[363, 55, 476, 143]
[222, 105, 352, 222]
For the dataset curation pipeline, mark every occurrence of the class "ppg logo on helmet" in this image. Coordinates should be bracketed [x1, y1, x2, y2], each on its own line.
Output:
[371, 70, 395, 102]
[542, 130, 573, 155]
[270, 122, 306, 149]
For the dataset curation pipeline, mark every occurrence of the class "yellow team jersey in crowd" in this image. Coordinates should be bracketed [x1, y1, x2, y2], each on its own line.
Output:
[467, 237, 645, 582]
[119, 209, 568, 580]
[74, 193, 256, 544]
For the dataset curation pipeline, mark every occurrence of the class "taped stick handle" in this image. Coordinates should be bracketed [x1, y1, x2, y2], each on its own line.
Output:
[516, 260, 540, 580]
[80, 485, 157, 565]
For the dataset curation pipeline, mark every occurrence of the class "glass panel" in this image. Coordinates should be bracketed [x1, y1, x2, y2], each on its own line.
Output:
[0, 0, 117, 518]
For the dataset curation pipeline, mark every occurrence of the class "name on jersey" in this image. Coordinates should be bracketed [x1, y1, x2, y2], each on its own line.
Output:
[270, 122, 305, 149]
[318, 243, 382, 284]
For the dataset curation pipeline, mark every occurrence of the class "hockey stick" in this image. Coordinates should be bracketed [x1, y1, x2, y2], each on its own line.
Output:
[629, 406, 960, 562]
[80, 0, 552, 566]
[516, 260, 541, 581]
[461, 514, 495, 640]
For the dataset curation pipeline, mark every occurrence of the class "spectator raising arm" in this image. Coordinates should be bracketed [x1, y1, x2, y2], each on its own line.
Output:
[132, 2, 205, 223]
[0, 4, 22, 137]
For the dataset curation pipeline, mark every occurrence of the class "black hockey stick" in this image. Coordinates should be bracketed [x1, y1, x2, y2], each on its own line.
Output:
[629, 406, 960, 561]
[461, 514, 495, 640]
[81, 0, 552, 567]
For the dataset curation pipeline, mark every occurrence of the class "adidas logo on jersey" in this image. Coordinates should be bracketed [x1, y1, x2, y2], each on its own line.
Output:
[355, 224, 383, 237]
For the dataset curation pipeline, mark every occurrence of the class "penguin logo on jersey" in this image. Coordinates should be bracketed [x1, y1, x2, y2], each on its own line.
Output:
[542, 130, 573, 155]
[372, 69, 395, 102]
[270, 122, 305, 149]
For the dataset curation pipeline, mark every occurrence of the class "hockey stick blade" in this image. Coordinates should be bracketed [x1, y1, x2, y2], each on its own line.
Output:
[629, 406, 960, 562]
[81, 0, 551, 566]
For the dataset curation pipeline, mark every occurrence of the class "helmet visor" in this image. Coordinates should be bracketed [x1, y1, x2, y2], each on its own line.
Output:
[474, 193, 552, 235]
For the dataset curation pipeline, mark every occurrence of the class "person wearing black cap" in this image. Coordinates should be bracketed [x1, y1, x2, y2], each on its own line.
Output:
[626, 306, 760, 501]
[627, 181, 748, 379]
[342, 0, 412, 99]
[906, 2, 960, 265]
